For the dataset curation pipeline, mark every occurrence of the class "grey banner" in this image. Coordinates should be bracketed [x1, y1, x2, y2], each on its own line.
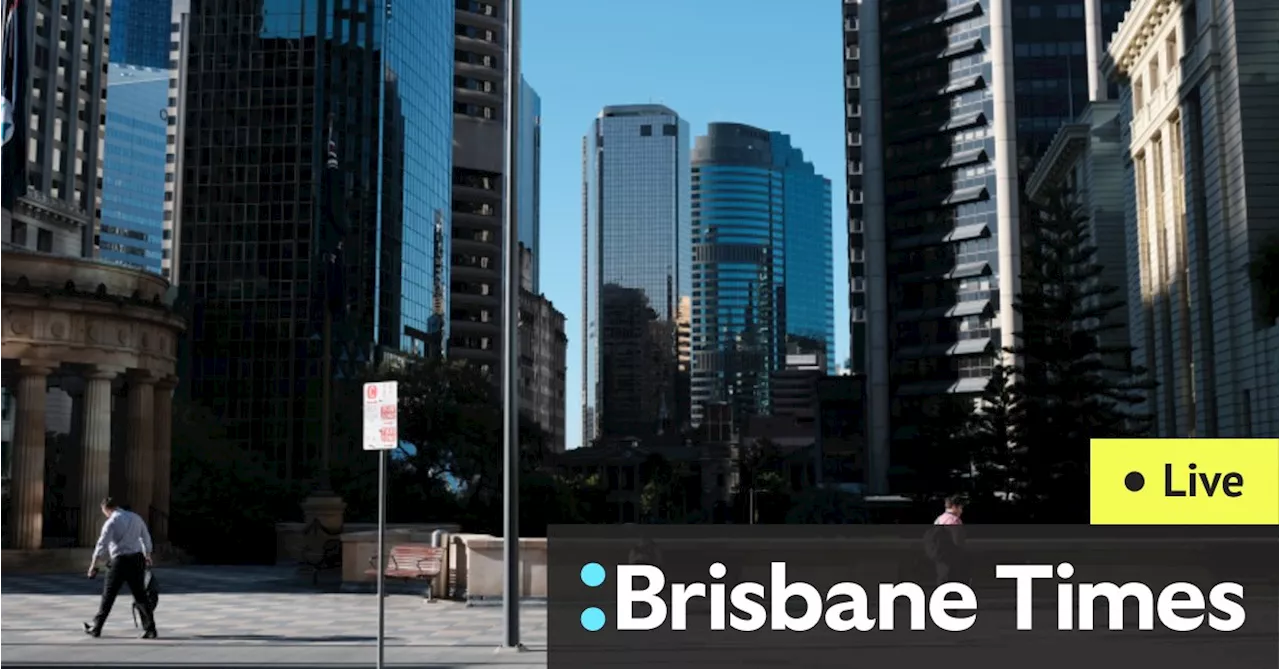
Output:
[548, 525, 1277, 668]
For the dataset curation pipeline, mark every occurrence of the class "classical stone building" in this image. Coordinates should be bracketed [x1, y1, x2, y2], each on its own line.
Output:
[1, 247, 185, 565]
[1103, 0, 1278, 437]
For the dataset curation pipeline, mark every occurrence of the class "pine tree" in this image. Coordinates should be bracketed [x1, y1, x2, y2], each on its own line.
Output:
[1004, 188, 1153, 521]
[970, 364, 1019, 504]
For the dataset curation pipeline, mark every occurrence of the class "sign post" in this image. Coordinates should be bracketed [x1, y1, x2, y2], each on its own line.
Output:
[363, 380, 398, 669]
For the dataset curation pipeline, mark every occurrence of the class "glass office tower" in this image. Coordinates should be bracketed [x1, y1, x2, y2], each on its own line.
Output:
[99, 65, 166, 273]
[168, 0, 452, 480]
[1011, 1, 1126, 160]
[690, 123, 833, 427]
[109, 0, 172, 69]
[517, 76, 541, 293]
[582, 104, 691, 445]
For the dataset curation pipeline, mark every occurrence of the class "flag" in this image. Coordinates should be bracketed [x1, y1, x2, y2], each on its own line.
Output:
[319, 117, 350, 317]
[1, 0, 26, 209]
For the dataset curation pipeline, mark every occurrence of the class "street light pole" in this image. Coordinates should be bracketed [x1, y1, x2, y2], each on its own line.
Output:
[500, 0, 522, 651]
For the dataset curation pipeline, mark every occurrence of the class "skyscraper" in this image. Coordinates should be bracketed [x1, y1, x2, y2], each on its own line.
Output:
[449, 0, 521, 377]
[689, 123, 833, 428]
[166, 0, 452, 479]
[843, 0, 1022, 494]
[843, 0, 1133, 493]
[582, 104, 691, 445]
[99, 64, 166, 273]
[1, 0, 109, 259]
[109, 0, 172, 69]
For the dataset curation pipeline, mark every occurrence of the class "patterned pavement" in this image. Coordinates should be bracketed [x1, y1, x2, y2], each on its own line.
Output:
[0, 566, 547, 668]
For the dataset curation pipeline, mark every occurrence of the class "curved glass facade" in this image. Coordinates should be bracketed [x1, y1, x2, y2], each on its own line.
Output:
[691, 124, 834, 427]
[382, 0, 453, 355]
[582, 105, 691, 445]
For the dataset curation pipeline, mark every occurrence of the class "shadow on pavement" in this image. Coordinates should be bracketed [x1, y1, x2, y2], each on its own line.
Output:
[164, 634, 385, 642]
[0, 566, 341, 595]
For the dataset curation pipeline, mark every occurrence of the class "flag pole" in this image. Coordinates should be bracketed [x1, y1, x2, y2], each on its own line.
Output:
[318, 113, 336, 494]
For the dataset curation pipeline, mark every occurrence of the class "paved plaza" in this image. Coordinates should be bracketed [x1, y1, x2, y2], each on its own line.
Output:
[1, 565, 547, 668]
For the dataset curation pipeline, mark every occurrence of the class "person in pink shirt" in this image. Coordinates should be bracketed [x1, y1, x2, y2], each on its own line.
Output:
[933, 495, 964, 525]
[925, 495, 969, 585]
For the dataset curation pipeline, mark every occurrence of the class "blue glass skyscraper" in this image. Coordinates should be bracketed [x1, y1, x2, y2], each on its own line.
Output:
[517, 76, 541, 292]
[99, 0, 172, 274]
[690, 123, 833, 427]
[582, 105, 692, 444]
[99, 65, 166, 273]
[109, 0, 172, 69]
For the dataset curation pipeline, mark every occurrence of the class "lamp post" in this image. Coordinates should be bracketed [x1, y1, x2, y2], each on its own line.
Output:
[500, 0, 522, 650]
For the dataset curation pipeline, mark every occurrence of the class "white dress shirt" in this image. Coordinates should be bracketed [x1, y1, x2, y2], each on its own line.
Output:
[91, 509, 153, 565]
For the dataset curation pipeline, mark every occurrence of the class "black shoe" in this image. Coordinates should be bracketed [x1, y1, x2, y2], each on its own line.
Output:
[82, 622, 101, 638]
[140, 629, 158, 639]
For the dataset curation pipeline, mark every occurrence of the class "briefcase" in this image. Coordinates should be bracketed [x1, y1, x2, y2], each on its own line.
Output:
[131, 568, 160, 629]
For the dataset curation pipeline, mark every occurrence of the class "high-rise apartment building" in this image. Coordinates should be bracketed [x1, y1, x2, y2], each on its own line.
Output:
[2, 0, 110, 259]
[449, 0, 525, 377]
[843, 0, 1022, 494]
[689, 123, 834, 428]
[98, 64, 166, 273]
[843, 0, 1229, 493]
[519, 290, 567, 452]
[108, 0, 171, 69]
[167, 0, 453, 479]
[1104, 0, 1278, 438]
[582, 104, 691, 445]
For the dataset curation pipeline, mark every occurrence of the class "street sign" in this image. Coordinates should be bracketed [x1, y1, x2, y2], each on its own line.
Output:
[362, 381, 398, 451]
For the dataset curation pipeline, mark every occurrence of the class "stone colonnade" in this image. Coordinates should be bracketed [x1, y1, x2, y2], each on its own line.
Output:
[8, 362, 178, 550]
[2, 247, 186, 553]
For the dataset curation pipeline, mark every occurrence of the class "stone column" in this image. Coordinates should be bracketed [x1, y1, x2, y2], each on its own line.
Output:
[78, 365, 122, 547]
[124, 370, 155, 521]
[151, 376, 177, 544]
[10, 362, 56, 550]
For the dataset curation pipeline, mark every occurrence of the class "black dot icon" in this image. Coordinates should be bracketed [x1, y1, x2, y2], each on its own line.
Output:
[1124, 471, 1145, 492]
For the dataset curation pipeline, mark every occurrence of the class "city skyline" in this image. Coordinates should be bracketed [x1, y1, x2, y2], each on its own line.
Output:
[527, 0, 850, 448]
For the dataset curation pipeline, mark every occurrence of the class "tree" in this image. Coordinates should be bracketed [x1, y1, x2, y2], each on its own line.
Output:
[1004, 189, 1153, 520]
[639, 454, 694, 523]
[364, 355, 568, 535]
[786, 487, 867, 523]
[898, 396, 980, 500]
[968, 364, 1020, 509]
[169, 399, 304, 563]
[734, 439, 791, 523]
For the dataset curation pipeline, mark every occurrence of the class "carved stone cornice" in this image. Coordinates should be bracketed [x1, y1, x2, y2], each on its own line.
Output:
[16, 192, 90, 228]
[2, 250, 186, 379]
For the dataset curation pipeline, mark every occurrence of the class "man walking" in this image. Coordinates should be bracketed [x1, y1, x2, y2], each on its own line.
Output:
[83, 497, 158, 639]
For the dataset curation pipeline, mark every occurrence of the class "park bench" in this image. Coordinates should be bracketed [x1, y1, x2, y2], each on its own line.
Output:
[366, 543, 444, 601]
[298, 519, 343, 585]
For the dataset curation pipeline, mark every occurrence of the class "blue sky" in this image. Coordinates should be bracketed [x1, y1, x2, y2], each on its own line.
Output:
[521, 0, 849, 449]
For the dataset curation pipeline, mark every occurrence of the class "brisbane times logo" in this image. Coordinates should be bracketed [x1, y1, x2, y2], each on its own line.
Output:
[574, 561, 1248, 633]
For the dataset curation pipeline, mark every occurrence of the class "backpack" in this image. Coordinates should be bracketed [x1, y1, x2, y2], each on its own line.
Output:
[131, 569, 160, 629]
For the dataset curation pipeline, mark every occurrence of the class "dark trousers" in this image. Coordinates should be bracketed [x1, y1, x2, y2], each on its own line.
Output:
[92, 553, 155, 632]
